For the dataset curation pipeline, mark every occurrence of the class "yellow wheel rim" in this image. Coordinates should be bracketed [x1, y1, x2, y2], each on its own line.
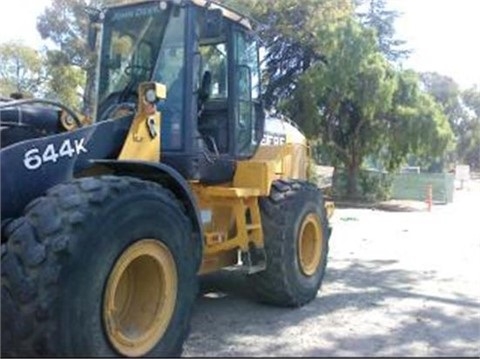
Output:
[297, 213, 323, 277]
[103, 239, 177, 357]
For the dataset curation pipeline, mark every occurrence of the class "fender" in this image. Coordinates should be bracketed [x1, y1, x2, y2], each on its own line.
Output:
[0, 117, 131, 220]
[92, 159, 204, 267]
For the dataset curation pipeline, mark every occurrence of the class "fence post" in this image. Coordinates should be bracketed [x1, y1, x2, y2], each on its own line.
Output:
[426, 184, 433, 212]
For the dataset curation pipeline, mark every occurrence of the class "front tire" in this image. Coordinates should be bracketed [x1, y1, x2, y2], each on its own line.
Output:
[249, 180, 330, 307]
[1, 176, 200, 357]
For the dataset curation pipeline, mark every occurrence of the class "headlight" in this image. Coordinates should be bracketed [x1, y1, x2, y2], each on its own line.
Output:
[145, 88, 157, 103]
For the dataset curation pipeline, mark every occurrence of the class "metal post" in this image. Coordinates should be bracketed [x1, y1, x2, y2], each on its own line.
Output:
[426, 184, 433, 212]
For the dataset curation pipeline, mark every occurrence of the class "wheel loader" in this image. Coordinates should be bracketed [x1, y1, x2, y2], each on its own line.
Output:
[0, 0, 333, 356]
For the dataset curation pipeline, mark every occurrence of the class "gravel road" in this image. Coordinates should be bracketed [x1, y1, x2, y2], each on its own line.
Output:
[184, 181, 480, 357]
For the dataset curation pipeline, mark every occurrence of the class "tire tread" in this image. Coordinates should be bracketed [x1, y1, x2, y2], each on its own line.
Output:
[250, 179, 330, 307]
[1, 176, 197, 357]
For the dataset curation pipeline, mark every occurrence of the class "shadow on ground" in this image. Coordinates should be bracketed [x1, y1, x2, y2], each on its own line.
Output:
[334, 200, 428, 212]
[184, 259, 480, 357]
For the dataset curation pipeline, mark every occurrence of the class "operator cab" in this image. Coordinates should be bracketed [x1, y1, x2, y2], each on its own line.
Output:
[95, 0, 264, 183]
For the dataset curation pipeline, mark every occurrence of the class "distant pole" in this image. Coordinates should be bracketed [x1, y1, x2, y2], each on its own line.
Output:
[426, 184, 433, 212]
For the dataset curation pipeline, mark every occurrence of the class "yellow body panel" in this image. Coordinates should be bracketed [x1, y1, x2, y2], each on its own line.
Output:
[118, 83, 166, 162]
[106, 83, 332, 276]
[233, 142, 309, 198]
[201, 186, 261, 198]
[198, 251, 238, 275]
[233, 161, 276, 196]
[191, 183, 263, 275]
[118, 112, 161, 162]
[194, 140, 332, 274]
[254, 143, 309, 180]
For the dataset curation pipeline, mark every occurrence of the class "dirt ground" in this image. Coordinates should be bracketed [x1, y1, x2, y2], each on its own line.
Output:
[183, 180, 480, 357]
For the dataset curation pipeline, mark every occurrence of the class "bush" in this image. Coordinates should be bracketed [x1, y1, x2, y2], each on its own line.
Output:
[332, 168, 393, 202]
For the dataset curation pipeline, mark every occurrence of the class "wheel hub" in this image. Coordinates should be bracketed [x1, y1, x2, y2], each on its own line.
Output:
[103, 239, 177, 357]
[297, 213, 323, 276]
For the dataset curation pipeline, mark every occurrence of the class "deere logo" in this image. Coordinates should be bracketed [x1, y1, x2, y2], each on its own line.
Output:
[261, 132, 286, 146]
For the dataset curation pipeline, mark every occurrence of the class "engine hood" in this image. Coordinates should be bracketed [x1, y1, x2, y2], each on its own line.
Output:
[261, 114, 306, 147]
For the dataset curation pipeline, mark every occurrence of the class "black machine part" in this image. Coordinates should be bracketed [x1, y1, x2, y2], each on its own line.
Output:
[0, 99, 83, 148]
[1, 176, 200, 357]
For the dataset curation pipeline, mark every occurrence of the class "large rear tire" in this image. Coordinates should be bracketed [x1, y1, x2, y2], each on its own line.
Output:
[249, 179, 330, 307]
[1, 176, 200, 357]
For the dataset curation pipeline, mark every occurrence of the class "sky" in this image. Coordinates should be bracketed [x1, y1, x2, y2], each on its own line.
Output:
[388, 0, 480, 90]
[0, 0, 479, 90]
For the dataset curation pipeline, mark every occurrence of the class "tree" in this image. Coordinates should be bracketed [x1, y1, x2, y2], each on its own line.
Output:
[419, 72, 479, 169]
[44, 51, 86, 110]
[0, 41, 47, 98]
[285, 22, 453, 198]
[0, 41, 86, 109]
[224, 0, 353, 109]
[226, 0, 453, 198]
[458, 87, 480, 169]
[462, 86, 480, 117]
[357, 0, 410, 63]
[419, 72, 463, 130]
[286, 21, 398, 197]
[378, 70, 455, 171]
[37, 0, 97, 112]
[36, 0, 136, 113]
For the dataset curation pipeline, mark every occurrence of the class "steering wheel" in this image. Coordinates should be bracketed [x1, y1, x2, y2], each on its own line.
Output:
[99, 102, 137, 122]
[97, 88, 138, 120]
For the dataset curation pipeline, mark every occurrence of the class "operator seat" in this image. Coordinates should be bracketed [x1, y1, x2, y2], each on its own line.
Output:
[198, 70, 212, 117]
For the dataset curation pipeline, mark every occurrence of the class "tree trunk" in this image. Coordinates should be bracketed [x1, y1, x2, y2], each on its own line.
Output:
[347, 157, 360, 199]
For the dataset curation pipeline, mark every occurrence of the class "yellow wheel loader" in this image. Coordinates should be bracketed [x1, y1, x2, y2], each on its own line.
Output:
[0, 0, 333, 356]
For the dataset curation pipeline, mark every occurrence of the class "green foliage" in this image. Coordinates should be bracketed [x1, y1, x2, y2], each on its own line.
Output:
[37, 0, 91, 68]
[36, 0, 156, 112]
[37, 0, 99, 111]
[225, 0, 353, 109]
[284, 20, 401, 197]
[419, 72, 463, 130]
[36, 0, 135, 68]
[420, 73, 480, 170]
[0, 41, 47, 97]
[357, 0, 410, 62]
[458, 86, 480, 169]
[463, 86, 480, 117]
[383, 71, 454, 172]
[225, 0, 455, 199]
[0, 41, 86, 110]
[332, 168, 393, 202]
[44, 51, 86, 110]
[360, 170, 392, 201]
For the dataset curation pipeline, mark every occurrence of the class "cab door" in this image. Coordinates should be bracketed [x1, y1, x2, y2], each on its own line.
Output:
[232, 28, 264, 159]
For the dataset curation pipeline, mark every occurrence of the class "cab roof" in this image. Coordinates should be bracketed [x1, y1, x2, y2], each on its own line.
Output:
[103, 0, 252, 30]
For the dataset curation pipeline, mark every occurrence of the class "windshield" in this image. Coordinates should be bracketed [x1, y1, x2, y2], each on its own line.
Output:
[97, 2, 173, 113]
[97, 2, 187, 151]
